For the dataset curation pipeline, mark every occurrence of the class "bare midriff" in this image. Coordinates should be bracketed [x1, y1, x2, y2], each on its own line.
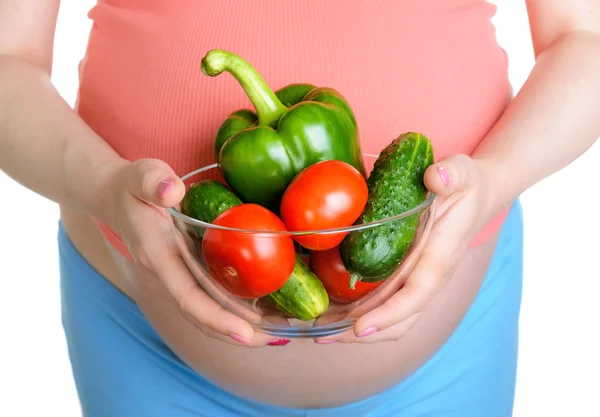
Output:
[62, 207, 499, 408]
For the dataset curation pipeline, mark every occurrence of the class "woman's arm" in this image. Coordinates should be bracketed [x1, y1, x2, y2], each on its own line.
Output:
[0, 56, 129, 224]
[0, 0, 275, 347]
[474, 0, 600, 216]
[0, 0, 128, 224]
[322, 0, 600, 343]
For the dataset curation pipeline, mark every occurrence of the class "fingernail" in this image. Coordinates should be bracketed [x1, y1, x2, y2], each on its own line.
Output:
[437, 166, 450, 187]
[357, 326, 378, 338]
[229, 333, 250, 344]
[315, 339, 337, 345]
[156, 180, 175, 199]
[267, 338, 291, 346]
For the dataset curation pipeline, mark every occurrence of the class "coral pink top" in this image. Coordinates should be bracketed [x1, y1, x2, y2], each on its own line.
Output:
[77, 0, 512, 259]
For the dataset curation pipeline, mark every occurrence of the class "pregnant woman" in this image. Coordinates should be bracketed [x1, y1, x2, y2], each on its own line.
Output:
[1, 1, 598, 416]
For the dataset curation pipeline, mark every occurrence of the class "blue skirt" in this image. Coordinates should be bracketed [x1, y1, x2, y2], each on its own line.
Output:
[59, 201, 524, 417]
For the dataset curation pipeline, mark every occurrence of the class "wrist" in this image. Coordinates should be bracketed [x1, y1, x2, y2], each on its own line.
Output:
[83, 157, 131, 227]
[472, 156, 517, 224]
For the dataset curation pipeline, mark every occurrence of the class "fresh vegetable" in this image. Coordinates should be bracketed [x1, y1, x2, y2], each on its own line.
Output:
[265, 255, 330, 320]
[280, 160, 368, 250]
[201, 49, 366, 212]
[309, 247, 381, 304]
[182, 181, 330, 317]
[202, 204, 296, 299]
[181, 180, 242, 237]
[340, 132, 434, 287]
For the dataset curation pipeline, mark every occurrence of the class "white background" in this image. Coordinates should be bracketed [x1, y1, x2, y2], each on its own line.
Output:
[1, 1, 599, 416]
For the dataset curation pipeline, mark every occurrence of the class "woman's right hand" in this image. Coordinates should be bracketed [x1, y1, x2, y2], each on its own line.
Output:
[102, 158, 277, 347]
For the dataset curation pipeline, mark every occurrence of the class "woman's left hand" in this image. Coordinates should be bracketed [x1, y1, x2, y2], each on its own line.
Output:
[315, 153, 499, 344]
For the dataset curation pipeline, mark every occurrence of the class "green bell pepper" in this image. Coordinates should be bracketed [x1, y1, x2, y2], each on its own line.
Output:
[200, 49, 366, 212]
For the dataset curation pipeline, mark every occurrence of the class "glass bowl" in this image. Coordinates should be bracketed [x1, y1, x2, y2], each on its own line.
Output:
[166, 155, 436, 338]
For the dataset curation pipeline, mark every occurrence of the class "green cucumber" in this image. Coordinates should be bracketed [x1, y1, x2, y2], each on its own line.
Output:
[181, 180, 242, 237]
[181, 179, 329, 319]
[340, 132, 434, 287]
[265, 255, 329, 320]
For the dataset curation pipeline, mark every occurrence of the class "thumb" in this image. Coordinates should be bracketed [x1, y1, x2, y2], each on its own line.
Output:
[127, 158, 185, 208]
[424, 153, 478, 197]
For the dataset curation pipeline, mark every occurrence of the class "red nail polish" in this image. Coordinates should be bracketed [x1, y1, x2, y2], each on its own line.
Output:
[357, 327, 378, 338]
[267, 338, 291, 346]
[437, 166, 450, 187]
[156, 180, 175, 199]
[229, 333, 250, 344]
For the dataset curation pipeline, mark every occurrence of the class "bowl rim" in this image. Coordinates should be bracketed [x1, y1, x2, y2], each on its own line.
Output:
[167, 163, 437, 236]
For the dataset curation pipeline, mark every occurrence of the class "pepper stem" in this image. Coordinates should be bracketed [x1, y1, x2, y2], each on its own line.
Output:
[349, 273, 361, 290]
[201, 50, 288, 127]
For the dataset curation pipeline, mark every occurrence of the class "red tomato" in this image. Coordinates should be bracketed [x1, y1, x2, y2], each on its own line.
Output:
[202, 204, 295, 299]
[280, 160, 368, 250]
[309, 247, 381, 304]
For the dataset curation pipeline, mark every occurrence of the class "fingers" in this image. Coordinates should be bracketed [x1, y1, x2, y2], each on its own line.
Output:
[424, 153, 478, 197]
[351, 244, 457, 339]
[127, 202, 277, 347]
[126, 158, 186, 208]
[141, 238, 257, 343]
[146, 249, 285, 347]
[314, 313, 422, 344]
[200, 328, 284, 348]
[313, 230, 459, 344]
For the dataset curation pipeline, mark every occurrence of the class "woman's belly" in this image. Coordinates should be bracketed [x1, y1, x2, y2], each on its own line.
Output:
[60, 207, 499, 408]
